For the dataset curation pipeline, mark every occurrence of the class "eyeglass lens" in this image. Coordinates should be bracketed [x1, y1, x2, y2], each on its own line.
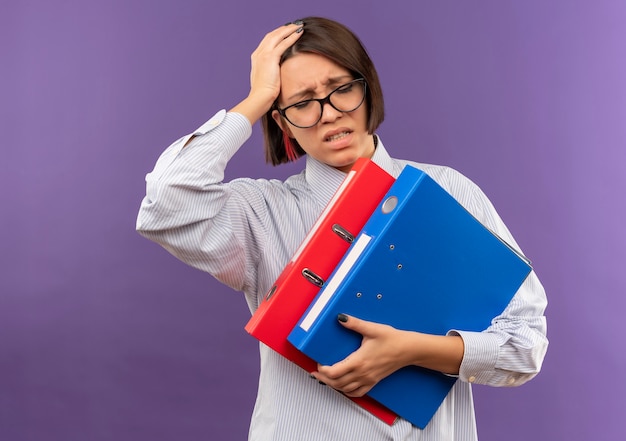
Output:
[282, 79, 366, 128]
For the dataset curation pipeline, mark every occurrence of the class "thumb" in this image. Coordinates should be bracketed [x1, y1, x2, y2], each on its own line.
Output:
[337, 313, 368, 335]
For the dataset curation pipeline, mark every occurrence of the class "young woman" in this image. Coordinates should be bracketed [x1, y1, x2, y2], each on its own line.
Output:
[137, 17, 548, 441]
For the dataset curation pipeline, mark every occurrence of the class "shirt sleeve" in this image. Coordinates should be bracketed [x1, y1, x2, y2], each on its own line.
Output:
[136, 110, 263, 292]
[437, 167, 549, 388]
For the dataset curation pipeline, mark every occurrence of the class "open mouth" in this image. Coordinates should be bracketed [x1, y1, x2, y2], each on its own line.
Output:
[325, 131, 352, 142]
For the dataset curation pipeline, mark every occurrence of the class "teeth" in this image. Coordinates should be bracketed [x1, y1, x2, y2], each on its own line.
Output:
[327, 132, 349, 142]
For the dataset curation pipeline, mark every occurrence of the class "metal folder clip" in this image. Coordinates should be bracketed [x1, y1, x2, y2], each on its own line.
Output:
[264, 285, 277, 301]
[331, 224, 354, 243]
[301, 269, 324, 287]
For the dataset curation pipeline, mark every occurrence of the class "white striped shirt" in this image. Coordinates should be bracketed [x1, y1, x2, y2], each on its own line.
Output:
[136, 110, 548, 441]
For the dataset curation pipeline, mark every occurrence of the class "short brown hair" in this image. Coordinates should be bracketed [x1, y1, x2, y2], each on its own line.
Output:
[261, 17, 385, 165]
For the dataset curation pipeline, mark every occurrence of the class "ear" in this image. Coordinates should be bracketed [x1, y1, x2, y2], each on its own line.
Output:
[272, 109, 294, 137]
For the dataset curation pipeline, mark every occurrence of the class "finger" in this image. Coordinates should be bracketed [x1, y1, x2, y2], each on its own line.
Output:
[259, 22, 303, 50]
[337, 313, 368, 334]
[342, 383, 373, 398]
[315, 369, 355, 390]
[250, 25, 303, 73]
[317, 371, 373, 397]
[338, 313, 392, 339]
[317, 358, 356, 380]
[275, 24, 304, 50]
[249, 22, 302, 83]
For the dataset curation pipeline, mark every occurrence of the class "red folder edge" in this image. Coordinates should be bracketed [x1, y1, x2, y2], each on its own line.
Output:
[245, 158, 397, 425]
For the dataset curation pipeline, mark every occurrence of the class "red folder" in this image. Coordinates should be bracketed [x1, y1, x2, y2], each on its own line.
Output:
[245, 158, 397, 424]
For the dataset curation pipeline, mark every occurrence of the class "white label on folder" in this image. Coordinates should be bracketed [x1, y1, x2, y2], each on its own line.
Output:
[290, 170, 357, 263]
[299, 233, 372, 331]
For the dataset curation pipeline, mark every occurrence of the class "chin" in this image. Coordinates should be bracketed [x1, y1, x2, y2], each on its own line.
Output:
[316, 146, 370, 172]
[331, 157, 359, 173]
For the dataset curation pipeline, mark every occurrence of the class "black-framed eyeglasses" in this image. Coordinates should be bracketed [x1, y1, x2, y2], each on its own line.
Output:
[276, 78, 367, 129]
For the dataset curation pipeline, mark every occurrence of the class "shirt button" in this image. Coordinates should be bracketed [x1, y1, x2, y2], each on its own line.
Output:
[507, 377, 516, 385]
[468, 376, 476, 383]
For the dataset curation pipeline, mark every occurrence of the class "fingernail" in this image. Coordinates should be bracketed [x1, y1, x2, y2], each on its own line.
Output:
[296, 27, 304, 33]
[318, 381, 326, 386]
[309, 374, 316, 379]
[337, 313, 348, 323]
[293, 20, 304, 25]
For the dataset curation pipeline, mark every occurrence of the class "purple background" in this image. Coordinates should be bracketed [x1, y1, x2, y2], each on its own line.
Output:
[2, 1, 624, 440]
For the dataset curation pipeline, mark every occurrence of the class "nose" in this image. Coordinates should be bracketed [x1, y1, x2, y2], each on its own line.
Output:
[319, 100, 342, 123]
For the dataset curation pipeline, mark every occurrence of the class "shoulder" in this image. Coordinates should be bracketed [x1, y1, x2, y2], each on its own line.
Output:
[394, 159, 482, 200]
[391, 158, 497, 224]
[226, 169, 311, 211]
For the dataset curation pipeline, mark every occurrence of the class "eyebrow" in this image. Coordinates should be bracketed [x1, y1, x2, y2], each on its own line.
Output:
[285, 75, 354, 102]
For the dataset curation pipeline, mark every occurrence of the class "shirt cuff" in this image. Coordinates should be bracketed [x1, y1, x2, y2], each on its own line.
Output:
[448, 329, 500, 384]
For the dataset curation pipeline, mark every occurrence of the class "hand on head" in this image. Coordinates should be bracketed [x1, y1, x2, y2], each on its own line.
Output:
[232, 22, 303, 124]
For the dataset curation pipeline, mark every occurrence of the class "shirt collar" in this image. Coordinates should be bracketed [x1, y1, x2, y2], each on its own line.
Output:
[304, 136, 401, 209]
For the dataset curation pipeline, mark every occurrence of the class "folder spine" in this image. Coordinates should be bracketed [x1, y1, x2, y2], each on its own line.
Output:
[288, 168, 427, 362]
[244, 158, 398, 425]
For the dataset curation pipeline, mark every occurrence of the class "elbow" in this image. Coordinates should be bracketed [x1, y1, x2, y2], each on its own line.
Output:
[135, 208, 153, 235]
[135, 206, 166, 240]
[135, 193, 166, 234]
[503, 337, 550, 387]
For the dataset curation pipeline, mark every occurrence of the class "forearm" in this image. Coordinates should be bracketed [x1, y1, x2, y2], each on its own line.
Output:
[230, 93, 275, 126]
[315, 315, 465, 397]
[399, 331, 464, 376]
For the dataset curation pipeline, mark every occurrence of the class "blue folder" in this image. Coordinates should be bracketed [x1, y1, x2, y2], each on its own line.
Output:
[287, 164, 532, 428]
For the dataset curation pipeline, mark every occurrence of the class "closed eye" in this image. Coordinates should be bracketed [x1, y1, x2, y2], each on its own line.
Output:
[334, 83, 355, 94]
[291, 100, 315, 111]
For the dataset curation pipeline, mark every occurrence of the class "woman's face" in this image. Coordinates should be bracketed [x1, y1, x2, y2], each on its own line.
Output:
[272, 52, 375, 172]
